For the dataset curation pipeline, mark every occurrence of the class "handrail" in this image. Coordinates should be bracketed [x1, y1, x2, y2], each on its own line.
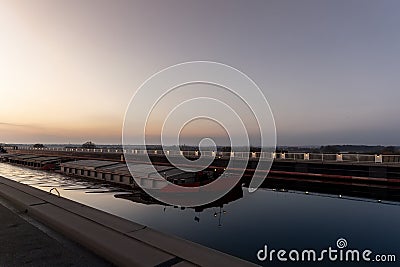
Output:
[49, 187, 61, 197]
[13, 146, 400, 164]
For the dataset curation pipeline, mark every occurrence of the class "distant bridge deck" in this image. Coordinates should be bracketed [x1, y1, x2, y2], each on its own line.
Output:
[11, 146, 400, 164]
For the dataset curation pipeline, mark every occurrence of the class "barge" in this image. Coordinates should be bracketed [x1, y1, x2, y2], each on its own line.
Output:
[1, 154, 214, 188]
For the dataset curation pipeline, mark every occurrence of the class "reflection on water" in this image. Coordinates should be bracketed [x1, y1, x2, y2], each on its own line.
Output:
[0, 163, 399, 266]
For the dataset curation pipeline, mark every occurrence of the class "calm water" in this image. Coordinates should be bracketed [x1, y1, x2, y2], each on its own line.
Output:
[0, 162, 399, 266]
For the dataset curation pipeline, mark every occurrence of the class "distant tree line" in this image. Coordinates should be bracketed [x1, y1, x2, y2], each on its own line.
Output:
[64, 141, 98, 149]
[82, 141, 96, 149]
[33, 144, 46, 148]
[278, 145, 400, 154]
[319, 145, 399, 154]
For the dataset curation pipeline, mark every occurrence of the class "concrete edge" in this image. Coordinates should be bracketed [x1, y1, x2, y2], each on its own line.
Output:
[0, 176, 258, 267]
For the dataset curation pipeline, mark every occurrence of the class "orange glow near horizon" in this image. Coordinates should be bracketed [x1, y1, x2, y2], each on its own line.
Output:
[0, 2, 132, 143]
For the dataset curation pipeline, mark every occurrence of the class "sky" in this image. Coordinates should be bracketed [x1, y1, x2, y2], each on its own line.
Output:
[1, 0, 400, 146]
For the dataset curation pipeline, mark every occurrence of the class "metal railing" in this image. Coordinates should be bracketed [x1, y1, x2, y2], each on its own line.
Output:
[14, 146, 400, 164]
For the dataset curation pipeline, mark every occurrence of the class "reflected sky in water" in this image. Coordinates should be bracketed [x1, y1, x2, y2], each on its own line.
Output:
[0, 163, 399, 266]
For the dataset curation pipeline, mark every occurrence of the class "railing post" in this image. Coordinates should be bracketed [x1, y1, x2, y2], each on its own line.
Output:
[375, 154, 382, 163]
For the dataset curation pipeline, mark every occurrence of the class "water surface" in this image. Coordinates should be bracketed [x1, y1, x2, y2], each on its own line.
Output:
[0, 163, 399, 266]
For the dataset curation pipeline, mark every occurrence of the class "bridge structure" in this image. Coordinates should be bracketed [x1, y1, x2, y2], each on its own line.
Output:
[4, 146, 400, 185]
[11, 146, 400, 164]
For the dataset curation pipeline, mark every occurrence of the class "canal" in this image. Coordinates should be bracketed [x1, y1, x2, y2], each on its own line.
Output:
[0, 162, 399, 266]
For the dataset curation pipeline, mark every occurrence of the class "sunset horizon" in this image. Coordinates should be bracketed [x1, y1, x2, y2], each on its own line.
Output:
[2, 1, 400, 146]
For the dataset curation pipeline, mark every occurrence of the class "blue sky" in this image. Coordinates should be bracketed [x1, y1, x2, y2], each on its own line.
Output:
[1, 0, 400, 145]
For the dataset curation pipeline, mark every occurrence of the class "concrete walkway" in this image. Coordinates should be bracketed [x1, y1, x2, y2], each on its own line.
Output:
[0, 197, 112, 266]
